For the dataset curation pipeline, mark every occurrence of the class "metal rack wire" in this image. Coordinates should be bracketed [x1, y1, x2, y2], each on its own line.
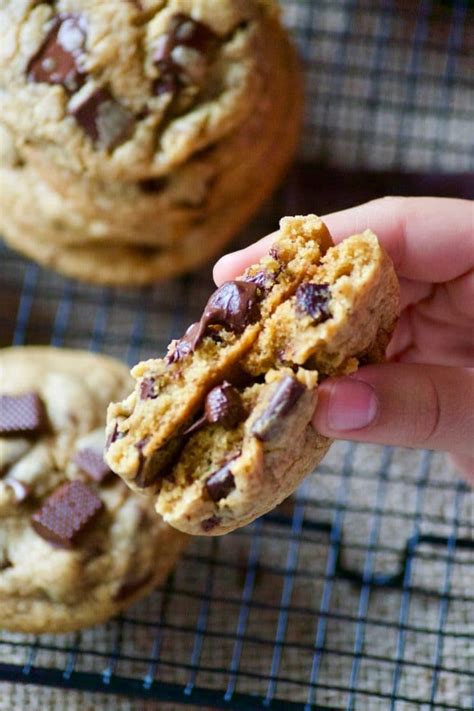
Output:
[1, 1, 473, 709]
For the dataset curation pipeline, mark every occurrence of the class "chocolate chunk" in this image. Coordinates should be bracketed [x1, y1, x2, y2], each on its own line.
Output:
[166, 322, 200, 363]
[140, 377, 158, 400]
[134, 436, 151, 488]
[243, 269, 273, 294]
[153, 64, 179, 96]
[114, 572, 153, 601]
[205, 462, 236, 502]
[105, 422, 126, 449]
[171, 14, 217, 53]
[183, 382, 246, 436]
[31, 481, 103, 548]
[28, 14, 87, 92]
[153, 14, 217, 95]
[74, 448, 112, 483]
[295, 283, 331, 324]
[201, 281, 260, 334]
[201, 515, 221, 532]
[69, 87, 134, 150]
[138, 177, 168, 194]
[0, 393, 46, 436]
[5, 478, 30, 503]
[168, 281, 259, 361]
[251, 376, 306, 442]
[192, 281, 260, 348]
[205, 382, 246, 428]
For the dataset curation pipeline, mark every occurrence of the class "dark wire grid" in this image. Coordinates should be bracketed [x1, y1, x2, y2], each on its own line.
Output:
[1, 0, 474, 709]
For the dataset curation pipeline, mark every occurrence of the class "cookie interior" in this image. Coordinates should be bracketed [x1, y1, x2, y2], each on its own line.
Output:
[106, 217, 399, 534]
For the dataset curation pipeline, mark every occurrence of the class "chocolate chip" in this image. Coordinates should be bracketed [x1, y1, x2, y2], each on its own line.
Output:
[5, 478, 30, 503]
[74, 448, 112, 483]
[69, 87, 134, 150]
[201, 515, 221, 532]
[138, 177, 168, 194]
[205, 462, 236, 502]
[134, 436, 151, 488]
[105, 422, 126, 449]
[152, 14, 217, 95]
[171, 14, 217, 53]
[167, 281, 259, 362]
[242, 269, 273, 294]
[183, 383, 246, 436]
[0, 393, 46, 436]
[295, 283, 331, 324]
[28, 14, 87, 92]
[140, 377, 158, 400]
[114, 572, 153, 601]
[31, 481, 103, 548]
[205, 382, 246, 428]
[153, 64, 179, 96]
[192, 280, 260, 348]
[166, 322, 200, 363]
[251, 376, 306, 442]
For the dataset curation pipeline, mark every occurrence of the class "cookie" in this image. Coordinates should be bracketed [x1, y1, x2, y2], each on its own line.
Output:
[0, 4, 302, 283]
[0, 347, 187, 633]
[0, 0, 293, 182]
[105, 216, 400, 534]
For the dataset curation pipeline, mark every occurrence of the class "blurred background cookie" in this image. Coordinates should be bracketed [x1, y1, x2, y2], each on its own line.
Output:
[0, 1, 302, 283]
[0, 347, 187, 633]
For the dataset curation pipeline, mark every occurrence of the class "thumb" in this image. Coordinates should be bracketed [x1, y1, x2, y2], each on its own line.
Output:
[313, 363, 474, 465]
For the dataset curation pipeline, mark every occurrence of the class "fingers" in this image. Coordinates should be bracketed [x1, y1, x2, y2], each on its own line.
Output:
[213, 232, 276, 285]
[213, 197, 473, 285]
[312, 363, 474, 467]
[323, 196, 474, 282]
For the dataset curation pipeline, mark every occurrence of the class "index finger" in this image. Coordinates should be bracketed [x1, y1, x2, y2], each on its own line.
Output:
[213, 196, 473, 285]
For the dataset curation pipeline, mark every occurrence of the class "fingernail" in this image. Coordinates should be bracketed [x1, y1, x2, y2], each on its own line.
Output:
[326, 378, 378, 431]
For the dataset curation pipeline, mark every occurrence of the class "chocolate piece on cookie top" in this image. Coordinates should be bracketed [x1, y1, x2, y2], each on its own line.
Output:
[167, 281, 260, 362]
[251, 375, 306, 441]
[31, 481, 103, 548]
[69, 87, 134, 150]
[28, 14, 87, 92]
[191, 280, 260, 347]
[0, 393, 46, 436]
[153, 14, 218, 95]
[295, 282, 332, 324]
[74, 447, 112, 483]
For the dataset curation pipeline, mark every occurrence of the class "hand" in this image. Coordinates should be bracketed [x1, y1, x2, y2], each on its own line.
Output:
[214, 197, 474, 482]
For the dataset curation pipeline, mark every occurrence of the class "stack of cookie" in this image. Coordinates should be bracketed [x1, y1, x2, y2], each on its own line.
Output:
[0, 1, 302, 285]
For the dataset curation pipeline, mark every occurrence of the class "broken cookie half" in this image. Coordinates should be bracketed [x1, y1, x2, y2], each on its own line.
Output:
[106, 215, 399, 535]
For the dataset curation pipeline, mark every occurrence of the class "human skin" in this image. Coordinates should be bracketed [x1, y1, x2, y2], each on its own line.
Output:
[213, 197, 474, 482]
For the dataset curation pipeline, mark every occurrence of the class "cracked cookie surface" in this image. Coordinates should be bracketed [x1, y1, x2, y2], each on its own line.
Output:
[106, 216, 400, 535]
[0, 347, 187, 632]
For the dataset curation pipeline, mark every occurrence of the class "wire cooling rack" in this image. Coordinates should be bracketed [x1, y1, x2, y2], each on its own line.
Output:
[1, 1, 473, 710]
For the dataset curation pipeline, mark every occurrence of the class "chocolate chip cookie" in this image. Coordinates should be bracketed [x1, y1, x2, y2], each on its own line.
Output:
[0, 1, 302, 283]
[0, 347, 187, 632]
[0, 1, 276, 180]
[105, 216, 400, 534]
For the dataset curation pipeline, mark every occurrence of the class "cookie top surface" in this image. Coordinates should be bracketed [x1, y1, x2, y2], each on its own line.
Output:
[0, 347, 186, 632]
[0, 0, 281, 181]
